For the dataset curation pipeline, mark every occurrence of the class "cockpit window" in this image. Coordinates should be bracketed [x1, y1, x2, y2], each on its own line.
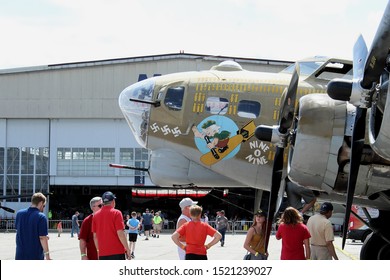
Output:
[164, 86, 184, 111]
[205, 97, 229, 115]
[237, 100, 261, 118]
[282, 61, 324, 76]
[281, 60, 353, 80]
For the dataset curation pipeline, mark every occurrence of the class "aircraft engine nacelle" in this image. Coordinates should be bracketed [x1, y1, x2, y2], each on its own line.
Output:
[288, 94, 353, 193]
[369, 80, 390, 161]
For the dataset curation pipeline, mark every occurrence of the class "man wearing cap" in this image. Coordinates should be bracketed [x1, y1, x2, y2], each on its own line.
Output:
[306, 202, 339, 260]
[176, 197, 197, 260]
[92, 191, 131, 260]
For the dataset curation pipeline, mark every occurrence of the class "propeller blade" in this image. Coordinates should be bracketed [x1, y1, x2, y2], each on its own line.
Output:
[264, 146, 284, 251]
[353, 35, 368, 81]
[0, 205, 15, 213]
[361, 1, 390, 89]
[327, 35, 367, 102]
[259, 63, 300, 251]
[279, 63, 300, 133]
[341, 107, 367, 249]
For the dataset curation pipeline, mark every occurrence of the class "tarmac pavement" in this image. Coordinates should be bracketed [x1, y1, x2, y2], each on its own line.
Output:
[0, 231, 361, 260]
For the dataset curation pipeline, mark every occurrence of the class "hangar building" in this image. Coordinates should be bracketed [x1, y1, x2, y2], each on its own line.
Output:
[0, 53, 291, 219]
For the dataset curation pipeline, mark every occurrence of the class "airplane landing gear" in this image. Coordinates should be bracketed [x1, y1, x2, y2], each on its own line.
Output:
[360, 211, 390, 260]
[360, 233, 390, 259]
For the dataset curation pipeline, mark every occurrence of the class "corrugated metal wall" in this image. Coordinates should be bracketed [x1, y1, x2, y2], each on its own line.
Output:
[0, 54, 290, 118]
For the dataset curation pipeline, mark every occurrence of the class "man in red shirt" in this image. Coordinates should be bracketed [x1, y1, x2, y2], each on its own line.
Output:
[92, 191, 131, 260]
[79, 196, 102, 260]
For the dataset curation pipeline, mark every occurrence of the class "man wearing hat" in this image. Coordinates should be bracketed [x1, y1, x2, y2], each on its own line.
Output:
[306, 202, 339, 260]
[176, 197, 197, 260]
[92, 191, 131, 260]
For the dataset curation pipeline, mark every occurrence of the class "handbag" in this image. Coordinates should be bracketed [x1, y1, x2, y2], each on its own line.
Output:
[249, 252, 268, 260]
[243, 226, 268, 260]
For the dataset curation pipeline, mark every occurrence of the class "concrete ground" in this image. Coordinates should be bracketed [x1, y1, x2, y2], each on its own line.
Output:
[0, 231, 361, 260]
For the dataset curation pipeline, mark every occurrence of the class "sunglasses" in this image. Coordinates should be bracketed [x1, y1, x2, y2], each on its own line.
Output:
[94, 204, 103, 208]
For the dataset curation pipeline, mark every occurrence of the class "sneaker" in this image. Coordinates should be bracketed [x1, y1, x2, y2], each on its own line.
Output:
[145, 237, 149, 240]
[221, 241, 224, 247]
[131, 253, 135, 259]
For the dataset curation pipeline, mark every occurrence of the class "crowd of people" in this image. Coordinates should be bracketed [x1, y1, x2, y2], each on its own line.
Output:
[14, 191, 339, 260]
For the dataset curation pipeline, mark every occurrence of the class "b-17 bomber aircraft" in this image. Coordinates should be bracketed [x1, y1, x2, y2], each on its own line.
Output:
[118, 2, 390, 259]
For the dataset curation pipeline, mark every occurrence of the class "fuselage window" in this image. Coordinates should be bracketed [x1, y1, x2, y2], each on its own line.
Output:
[205, 97, 229, 115]
[237, 100, 261, 118]
[164, 86, 185, 111]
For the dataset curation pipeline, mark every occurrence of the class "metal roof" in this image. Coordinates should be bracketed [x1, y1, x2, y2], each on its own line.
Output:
[0, 52, 293, 74]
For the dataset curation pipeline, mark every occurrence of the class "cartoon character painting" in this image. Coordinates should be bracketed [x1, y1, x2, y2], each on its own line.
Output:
[192, 120, 231, 154]
[192, 116, 256, 166]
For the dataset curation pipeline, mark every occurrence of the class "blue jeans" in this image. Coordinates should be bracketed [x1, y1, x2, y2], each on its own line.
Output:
[71, 225, 79, 237]
[218, 228, 226, 243]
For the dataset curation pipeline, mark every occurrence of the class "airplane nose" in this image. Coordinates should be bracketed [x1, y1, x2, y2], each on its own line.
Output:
[119, 79, 155, 148]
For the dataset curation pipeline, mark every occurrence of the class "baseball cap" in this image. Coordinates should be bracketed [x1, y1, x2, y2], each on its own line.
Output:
[179, 197, 198, 209]
[102, 191, 116, 203]
[320, 202, 333, 213]
[255, 210, 267, 217]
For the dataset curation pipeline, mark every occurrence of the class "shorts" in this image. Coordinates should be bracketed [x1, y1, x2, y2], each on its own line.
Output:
[185, 253, 208, 260]
[310, 245, 332, 260]
[99, 254, 126, 260]
[153, 223, 162, 231]
[129, 233, 138, 242]
[143, 224, 152, 231]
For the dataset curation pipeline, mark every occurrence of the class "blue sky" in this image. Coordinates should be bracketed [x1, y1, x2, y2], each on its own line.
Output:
[0, 0, 388, 69]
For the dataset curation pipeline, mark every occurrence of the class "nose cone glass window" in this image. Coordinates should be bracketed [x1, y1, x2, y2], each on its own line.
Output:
[119, 79, 155, 147]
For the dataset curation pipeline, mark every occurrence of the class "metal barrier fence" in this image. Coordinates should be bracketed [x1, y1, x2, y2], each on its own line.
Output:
[1, 219, 257, 234]
[0, 219, 15, 232]
[208, 221, 258, 234]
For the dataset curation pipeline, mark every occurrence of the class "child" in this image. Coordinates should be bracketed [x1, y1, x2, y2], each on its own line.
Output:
[127, 211, 140, 259]
[57, 221, 63, 237]
[171, 205, 222, 260]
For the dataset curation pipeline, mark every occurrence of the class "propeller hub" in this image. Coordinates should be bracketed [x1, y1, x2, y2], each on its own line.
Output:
[327, 78, 352, 101]
[255, 125, 283, 146]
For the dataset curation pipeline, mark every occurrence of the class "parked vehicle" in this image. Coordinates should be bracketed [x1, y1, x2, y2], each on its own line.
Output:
[347, 205, 378, 243]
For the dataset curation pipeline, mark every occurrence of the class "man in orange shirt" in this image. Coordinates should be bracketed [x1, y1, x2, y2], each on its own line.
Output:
[171, 205, 222, 260]
[92, 191, 131, 260]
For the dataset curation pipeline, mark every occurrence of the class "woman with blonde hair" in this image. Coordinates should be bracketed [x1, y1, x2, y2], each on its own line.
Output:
[276, 206, 311, 260]
[243, 210, 268, 260]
